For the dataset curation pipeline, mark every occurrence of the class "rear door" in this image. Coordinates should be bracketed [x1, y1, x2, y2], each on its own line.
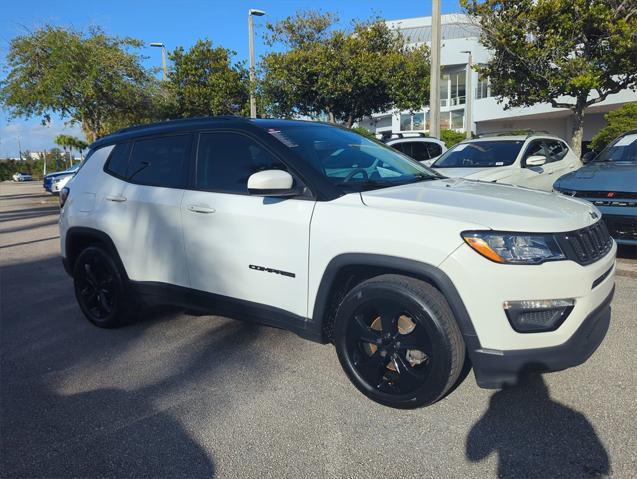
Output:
[545, 139, 579, 179]
[516, 139, 559, 190]
[181, 130, 315, 317]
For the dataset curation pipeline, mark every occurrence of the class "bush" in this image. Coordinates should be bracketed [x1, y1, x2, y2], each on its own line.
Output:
[590, 103, 637, 152]
[350, 126, 377, 140]
[440, 129, 466, 147]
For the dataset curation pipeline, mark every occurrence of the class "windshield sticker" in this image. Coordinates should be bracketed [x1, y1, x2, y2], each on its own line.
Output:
[267, 129, 298, 148]
[615, 134, 637, 147]
[495, 161, 504, 166]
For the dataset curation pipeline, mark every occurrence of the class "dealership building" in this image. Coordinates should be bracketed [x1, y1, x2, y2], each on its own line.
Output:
[358, 14, 637, 146]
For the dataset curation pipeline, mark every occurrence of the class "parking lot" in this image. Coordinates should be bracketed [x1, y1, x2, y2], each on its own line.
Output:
[1, 180, 636, 478]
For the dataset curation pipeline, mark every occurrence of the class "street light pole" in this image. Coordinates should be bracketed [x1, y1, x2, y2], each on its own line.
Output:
[429, 0, 442, 139]
[150, 42, 167, 80]
[248, 8, 266, 119]
[461, 50, 473, 139]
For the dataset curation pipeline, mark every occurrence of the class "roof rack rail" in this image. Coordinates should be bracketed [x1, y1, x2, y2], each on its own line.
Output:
[380, 131, 429, 140]
[475, 129, 553, 139]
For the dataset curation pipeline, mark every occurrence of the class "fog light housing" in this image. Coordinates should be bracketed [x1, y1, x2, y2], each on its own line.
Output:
[503, 299, 575, 333]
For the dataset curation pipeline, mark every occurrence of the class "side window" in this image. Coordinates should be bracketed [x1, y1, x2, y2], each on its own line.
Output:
[410, 142, 430, 162]
[545, 140, 569, 162]
[523, 140, 546, 166]
[391, 142, 410, 156]
[105, 142, 131, 178]
[426, 142, 443, 159]
[196, 132, 287, 194]
[127, 134, 192, 188]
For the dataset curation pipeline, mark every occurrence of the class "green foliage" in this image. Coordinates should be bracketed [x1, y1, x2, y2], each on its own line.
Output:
[260, 11, 430, 127]
[350, 126, 377, 139]
[0, 26, 159, 142]
[462, 0, 637, 153]
[0, 149, 68, 180]
[590, 103, 637, 151]
[54, 134, 88, 153]
[167, 39, 249, 117]
[440, 129, 466, 147]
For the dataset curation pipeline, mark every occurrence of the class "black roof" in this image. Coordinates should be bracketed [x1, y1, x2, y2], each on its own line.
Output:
[91, 116, 329, 149]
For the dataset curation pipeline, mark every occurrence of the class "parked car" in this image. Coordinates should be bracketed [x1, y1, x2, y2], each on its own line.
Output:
[554, 130, 637, 245]
[51, 173, 74, 195]
[12, 172, 33, 182]
[44, 164, 80, 192]
[429, 133, 582, 191]
[59, 117, 615, 409]
[383, 133, 447, 163]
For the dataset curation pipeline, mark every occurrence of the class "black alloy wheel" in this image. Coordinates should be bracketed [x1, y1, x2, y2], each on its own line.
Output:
[73, 246, 134, 328]
[335, 274, 465, 409]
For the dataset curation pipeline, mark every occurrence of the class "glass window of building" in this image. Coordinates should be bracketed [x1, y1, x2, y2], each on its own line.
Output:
[400, 113, 412, 131]
[440, 74, 449, 107]
[476, 76, 489, 99]
[413, 113, 425, 130]
[451, 109, 465, 130]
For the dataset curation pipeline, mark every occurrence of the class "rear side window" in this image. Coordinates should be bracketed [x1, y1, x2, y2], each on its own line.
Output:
[105, 143, 131, 178]
[523, 140, 546, 165]
[196, 132, 286, 194]
[545, 140, 569, 162]
[426, 142, 443, 158]
[127, 134, 192, 188]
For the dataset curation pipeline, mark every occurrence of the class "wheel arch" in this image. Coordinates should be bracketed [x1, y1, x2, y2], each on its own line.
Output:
[64, 227, 128, 280]
[312, 254, 479, 348]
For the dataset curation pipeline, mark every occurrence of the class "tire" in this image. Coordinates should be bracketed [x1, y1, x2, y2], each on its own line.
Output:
[73, 246, 137, 328]
[334, 274, 465, 409]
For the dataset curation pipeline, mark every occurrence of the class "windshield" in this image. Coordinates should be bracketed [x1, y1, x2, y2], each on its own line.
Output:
[595, 133, 637, 162]
[432, 140, 524, 168]
[266, 125, 441, 191]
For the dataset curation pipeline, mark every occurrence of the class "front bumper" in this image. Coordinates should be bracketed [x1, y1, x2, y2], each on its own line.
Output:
[470, 286, 614, 388]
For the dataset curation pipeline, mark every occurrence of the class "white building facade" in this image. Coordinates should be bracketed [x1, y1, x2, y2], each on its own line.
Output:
[359, 14, 637, 148]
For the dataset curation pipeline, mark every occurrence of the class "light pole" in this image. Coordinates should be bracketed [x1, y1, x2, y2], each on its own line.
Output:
[248, 8, 266, 118]
[150, 42, 167, 80]
[429, 0, 442, 139]
[461, 50, 473, 139]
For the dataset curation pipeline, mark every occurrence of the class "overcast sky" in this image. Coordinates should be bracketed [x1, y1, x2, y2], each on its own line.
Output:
[0, 0, 463, 157]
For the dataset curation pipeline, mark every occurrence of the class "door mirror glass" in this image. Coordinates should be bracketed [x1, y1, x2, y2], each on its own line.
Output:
[247, 170, 297, 196]
[526, 155, 547, 167]
[582, 151, 596, 164]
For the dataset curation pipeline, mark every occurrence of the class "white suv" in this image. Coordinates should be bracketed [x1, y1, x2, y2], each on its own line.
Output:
[430, 134, 582, 190]
[383, 133, 447, 163]
[59, 118, 616, 409]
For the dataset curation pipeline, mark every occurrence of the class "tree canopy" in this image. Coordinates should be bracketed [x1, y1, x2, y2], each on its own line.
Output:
[167, 39, 249, 117]
[462, 0, 637, 155]
[0, 26, 159, 142]
[260, 11, 430, 127]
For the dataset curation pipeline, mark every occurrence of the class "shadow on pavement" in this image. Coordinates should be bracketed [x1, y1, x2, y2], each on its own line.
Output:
[465, 374, 610, 478]
[1, 255, 272, 477]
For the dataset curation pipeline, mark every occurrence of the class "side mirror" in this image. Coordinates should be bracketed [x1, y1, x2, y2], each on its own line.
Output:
[526, 155, 547, 167]
[582, 151, 596, 164]
[247, 170, 298, 197]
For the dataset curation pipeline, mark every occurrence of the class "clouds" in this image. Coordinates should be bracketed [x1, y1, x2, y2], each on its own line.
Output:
[0, 118, 85, 157]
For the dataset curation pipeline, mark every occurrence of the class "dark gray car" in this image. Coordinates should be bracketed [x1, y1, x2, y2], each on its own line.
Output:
[554, 130, 637, 245]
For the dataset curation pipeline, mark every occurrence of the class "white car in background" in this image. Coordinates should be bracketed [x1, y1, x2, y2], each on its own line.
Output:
[430, 134, 582, 191]
[12, 172, 33, 182]
[383, 133, 447, 163]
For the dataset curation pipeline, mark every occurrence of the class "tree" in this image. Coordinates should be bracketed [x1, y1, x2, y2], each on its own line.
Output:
[167, 39, 249, 117]
[590, 102, 637, 151]
[462, 0, 637, 155]
[260, 11, 430, 127]
[55, 134, 89, 163]
[0, 26, 159, 142]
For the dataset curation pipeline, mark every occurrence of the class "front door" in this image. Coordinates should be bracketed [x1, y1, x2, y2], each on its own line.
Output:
[181, 130, 315, 318]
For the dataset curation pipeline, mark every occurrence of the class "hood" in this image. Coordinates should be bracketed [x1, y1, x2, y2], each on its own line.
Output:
[554, 161, 637, 192]
[361, 178, 599, 232]
[45, 171, 72, 179]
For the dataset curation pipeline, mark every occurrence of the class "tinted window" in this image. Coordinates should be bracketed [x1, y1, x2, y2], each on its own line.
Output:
[545, 140, 568, 162]
[391, 142, 410, 155]
[105, 142, 131, 178]
[127, 135, 191, 188]
[410, 142, 430, 162]
[596, 133, 637, 162]
[426, 142, 443, 158]
[197, 132, 286, 194]
[266, 126, 440, 192]
[433, 141, 524, 168]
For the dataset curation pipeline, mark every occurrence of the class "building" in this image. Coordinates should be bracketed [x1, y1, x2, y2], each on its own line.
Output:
[358, 14, 637, 147]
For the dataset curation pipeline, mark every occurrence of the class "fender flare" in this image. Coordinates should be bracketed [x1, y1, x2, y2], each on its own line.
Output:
[64, 227, 129, 280]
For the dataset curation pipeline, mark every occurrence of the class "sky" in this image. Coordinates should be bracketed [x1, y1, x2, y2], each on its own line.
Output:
[0, 0, 463, 157]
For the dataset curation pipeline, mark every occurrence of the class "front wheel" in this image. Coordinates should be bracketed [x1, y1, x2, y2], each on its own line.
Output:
[73, 246, 136, 328]
[334, 274, 465, 409]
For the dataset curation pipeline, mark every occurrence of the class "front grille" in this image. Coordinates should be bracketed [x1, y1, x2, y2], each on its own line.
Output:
[574, 191, 637, 200]
[556, 220, 613, 265]
[603, 215, 637, 241]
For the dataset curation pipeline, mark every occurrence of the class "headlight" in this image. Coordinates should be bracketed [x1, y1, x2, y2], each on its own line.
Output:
[462, 231, 565, 264]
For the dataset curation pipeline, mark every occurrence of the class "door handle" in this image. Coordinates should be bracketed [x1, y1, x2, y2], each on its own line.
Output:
[187, 204, 215, 214]
[105, 195, 127, 202]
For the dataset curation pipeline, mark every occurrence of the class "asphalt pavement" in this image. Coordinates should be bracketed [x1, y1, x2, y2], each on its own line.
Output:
[1, 181, 636, 478]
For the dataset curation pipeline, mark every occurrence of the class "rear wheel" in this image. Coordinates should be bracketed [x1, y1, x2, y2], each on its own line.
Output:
[73, 246, 136, 328]
[334, 274, 465, 409]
